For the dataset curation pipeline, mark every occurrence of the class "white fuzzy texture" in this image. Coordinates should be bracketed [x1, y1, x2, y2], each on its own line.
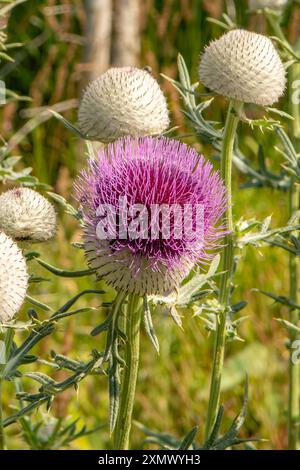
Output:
[84, 238, 192, 296]
[0, 188, 57, 242]
[249, 0, 287, 10]
[78, 67, 170, 142]
[199, 29, 286, 106]
[0, 232, 28, 322]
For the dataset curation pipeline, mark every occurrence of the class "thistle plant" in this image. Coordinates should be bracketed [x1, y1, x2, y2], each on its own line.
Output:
[75, 136, 227, 449]
[49, 21, 297, 449]
[197, 28, 286, 439]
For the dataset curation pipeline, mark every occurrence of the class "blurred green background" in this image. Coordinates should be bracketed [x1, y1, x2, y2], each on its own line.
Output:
[1, 0, 300, 450]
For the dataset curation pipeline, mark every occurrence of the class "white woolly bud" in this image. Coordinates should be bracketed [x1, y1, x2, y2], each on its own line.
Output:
[249, 0, 288, 11]
[0, 188, 57, 242]
[0, 232, 28, 323]
[199, 29, 286, 106]
[78, 67, 170, 142]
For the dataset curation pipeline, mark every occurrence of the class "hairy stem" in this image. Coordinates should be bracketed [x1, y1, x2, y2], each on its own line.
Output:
[288, 61, 300, 451]
[204, 101, 241, 440]
[114, 293, 143, 450]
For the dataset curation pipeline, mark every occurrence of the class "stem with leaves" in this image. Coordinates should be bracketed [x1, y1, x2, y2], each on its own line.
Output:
[205, 101, 241, 439]
[265, 11, 300, 449]
[113, 293, 143, 450]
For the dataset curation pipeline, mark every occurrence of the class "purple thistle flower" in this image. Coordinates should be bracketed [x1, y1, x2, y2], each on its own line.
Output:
[75, 136, 228, 296]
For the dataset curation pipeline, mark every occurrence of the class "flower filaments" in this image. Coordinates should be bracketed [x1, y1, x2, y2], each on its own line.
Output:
[75, 137, 227, 296]
[249, 0, 288, 10]
[0, 188, 57, 242]
[199, 29, 286, 106]
[0, 232, 28, 322]
[78, 67, 170, 142]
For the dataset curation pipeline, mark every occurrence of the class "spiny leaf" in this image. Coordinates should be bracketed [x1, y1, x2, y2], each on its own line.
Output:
[47, 192, 81, 220]
[109, 360, 120, 434]
[266, 107, 294, 121]
[90, 316, 111, 337]
[25, 295, 52, 312]
[170, 306, 183, 329]
[49, 110, 87, 139]
[202, 405, 224, 449]
[178, 426, 198, 450]
[52, 290, 104, 316]
[255, 289, 300, 310]
[143, 297, 160, 354]
[37, 258, 96, 278]
[275, 318, 300, 335]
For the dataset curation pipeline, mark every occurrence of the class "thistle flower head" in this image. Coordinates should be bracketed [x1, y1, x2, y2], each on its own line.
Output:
[0, 188, 57, 242]
[0, 231, 28, 323]
[75, 137, 227, 296]
[249, 0, 288, 10]
[78, 67, 170, 142]
[199, 29, 286, 106]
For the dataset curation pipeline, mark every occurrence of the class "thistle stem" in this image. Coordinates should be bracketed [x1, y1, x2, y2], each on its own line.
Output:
[288, 184, 300, 450]
[0, 327, 14, 450]
[287, 61, 300, 451]
[114, 293, 143, 450]
[204, 101, 241, 440]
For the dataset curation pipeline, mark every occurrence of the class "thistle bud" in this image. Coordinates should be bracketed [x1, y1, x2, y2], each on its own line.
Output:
[78, 67, 170, 142]
[0, 232, 28, 322]
[0, 188, 57, 242]
[199, 29, 286, 106]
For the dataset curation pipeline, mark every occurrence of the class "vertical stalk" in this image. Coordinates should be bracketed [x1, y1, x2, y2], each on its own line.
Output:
[287, 61, 300, 451]
[288, 184, 300, 450]
[205, 101, 241, 439]
[114, 293, 143, 450]
[0, 327, 14, 451]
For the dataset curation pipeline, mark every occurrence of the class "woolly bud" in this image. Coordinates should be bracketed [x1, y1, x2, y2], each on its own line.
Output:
[78, 67, 170, 142]
[249, 0, 288, 10]
[0, 232, 28, 322]
[0, 188, 57, 242]
[199, 29, 286, 106]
